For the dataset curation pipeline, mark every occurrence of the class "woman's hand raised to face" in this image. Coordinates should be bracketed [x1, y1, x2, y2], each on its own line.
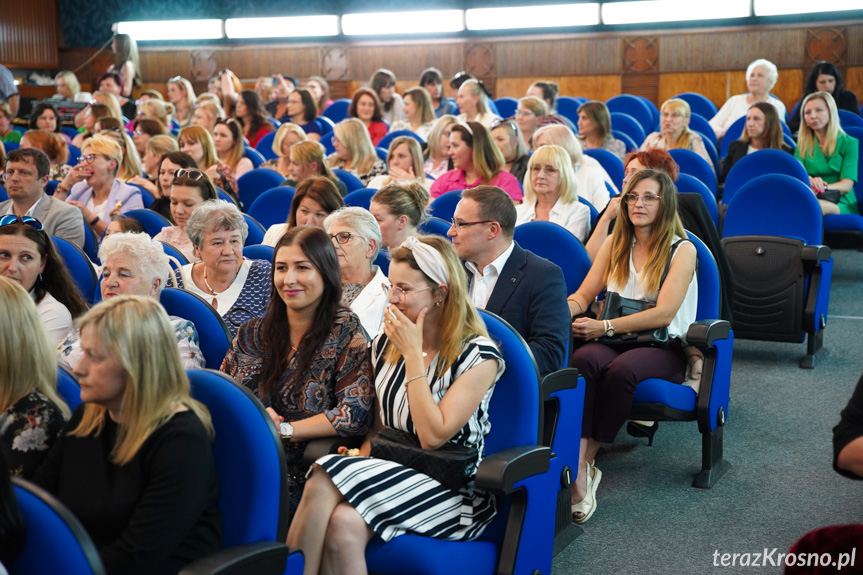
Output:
[383, 304, 427, 361]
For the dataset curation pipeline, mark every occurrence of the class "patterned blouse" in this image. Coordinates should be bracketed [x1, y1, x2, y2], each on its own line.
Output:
[0, 391, 66, 478]
[220, 308, 375, 516]
[328, 157, 388, 187]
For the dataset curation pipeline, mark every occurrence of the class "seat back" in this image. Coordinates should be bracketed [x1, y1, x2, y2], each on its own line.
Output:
[161, 288, 232, 369]
[676, 173, 718, 228]
[428, 189, 462, 221]
[668, 148, 717, 197]
[493, 97, 518, 119]
[688, 114, 718, 148]
[316, 115, 335, 136]
[513, 221, 591, 295]
[244, 146, 267, 168]
[51, 236, 97, 304]
[322, 99, 351, 123]
[57, 365, 82, 411]
[243, 213, 266, 246]
[122, 209, 170, 237]
[842, 126, 863, 202]
[609, 112, 646, 146]
[247, 186, 295, 229]
[236, 169, 286, 210]
[10, 478, 106, 575]
[687, 231, 720, 321]
[417, 217, 452, 239]
[332, 169, 365, 193]
[343, 187, 375, 209]
[673, 92, 719, 120]
[82, 220, 100, 264]
[244, 243, 275, 262]
[611, 130, 638, 153]
[159, 242, 191, 272]
[374, 250, 390, 275]
[606, 94, 654, 134]
[583, 148, 624, 192]
[838, 109, 863, 129]
[722, 148, 809, 206]
[555, 96, 585, 126]
[375, 147, 388, 162]
[377, 130, 424, 151]
[255, 131, 279, 160]
[187, 369, 289, 545]
[578, 196, 600, 228]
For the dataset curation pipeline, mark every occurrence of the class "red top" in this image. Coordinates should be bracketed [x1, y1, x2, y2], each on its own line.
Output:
[247, 124, 274, 148]
[367, 122, 388, 146]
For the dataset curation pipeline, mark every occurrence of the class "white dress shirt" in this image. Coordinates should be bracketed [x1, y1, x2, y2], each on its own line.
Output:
[466, 241, 515, 309]
[5, 195, 43, 216]
[515, 197, 591, 242]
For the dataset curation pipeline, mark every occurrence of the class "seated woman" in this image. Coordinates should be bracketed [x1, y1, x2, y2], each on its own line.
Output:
[210, 118, 254, 190]
[261, 123, 307, 178]
[367, 136, 434, 190]
[149, 150, 197, 221]
[534, 124, 614, 208]
[515, 95, 548, 148]
[167, 76, 196, 128]
[153, 169, 218, 261]
[136, 99, 174, 131]
[170, 200, 272, 335]
[349, 88, 388, 146]
[566, 169, 697, 523]
[55, 136, 144, 237]
[527, 81, 575, 129]
[790, 61, 860, 134]
[288, 235, 504, 572]
[235, 90, 274, 148]
[371, 69, 405, 126]
[327, 118, 387, 186]
[178, 125, 239, 201]
[36, 295, 221, 574]
[388, 87, 436, 141]
[577, 101, 626, 160]
[710, 58, 786, 139]
[640, 99, 712, 167]
[430, 122, 522, 202]
[221, 226, 374, 519]
[20, 130, 71, 181]
[58, 232, 204, 370]
[104, 215, 144, 237]
[285, 139, 347, 197]
[74, 90, 123, 131]
[284, 89, 322, 143]
[423, 115, 458, 180]
[456, 79, 499, 129]
[420, 67, 457, 118]
[370, 182, 430, 251]
[28, 102, 68, 143]
[263, 176, 345, 247]
[263, 74, 298, 122]
[305, 76, 333, 116]
[795, 91, 860, 216]
[722, 102, 794, 182]
[492, 119, 531, 184]
[516, 144, 592, 242]
[0, 276, 70, 478]
[72, 103, 113, 148]
[96, 128, 144, 184]
[131, 118, 167, 158]
[323, 207, 388, 338]
[192, 100, 225, 135]
[127, 135, 179, 213]
[54, 70, 92, 103]
[0, 103, 19, 145]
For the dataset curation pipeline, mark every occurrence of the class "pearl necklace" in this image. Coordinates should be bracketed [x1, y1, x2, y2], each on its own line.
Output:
[203, 264, 240, 308]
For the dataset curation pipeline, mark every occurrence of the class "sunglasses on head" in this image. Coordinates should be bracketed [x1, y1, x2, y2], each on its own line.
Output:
[0, 215, 45, 232]
[174, 168, 206, 182]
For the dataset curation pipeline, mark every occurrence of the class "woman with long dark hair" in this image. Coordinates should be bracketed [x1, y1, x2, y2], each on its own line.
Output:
[235, 90, 274, 148]
[789, 61, 860, 134]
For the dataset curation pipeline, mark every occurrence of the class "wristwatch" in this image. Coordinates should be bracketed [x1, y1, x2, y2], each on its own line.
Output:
[279, 421, 294, 441]
[604, 320, 615, 338]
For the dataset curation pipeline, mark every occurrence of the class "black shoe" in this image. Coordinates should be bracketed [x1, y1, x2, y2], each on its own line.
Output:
[627, 421, 658, 446]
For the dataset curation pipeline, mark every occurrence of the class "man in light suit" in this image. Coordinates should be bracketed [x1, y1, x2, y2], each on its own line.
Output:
[448, 185, 569, 374]
[2, 148, 85, 248]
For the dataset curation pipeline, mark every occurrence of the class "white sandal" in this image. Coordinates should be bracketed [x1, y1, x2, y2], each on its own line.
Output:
[572, 463, 602, 524]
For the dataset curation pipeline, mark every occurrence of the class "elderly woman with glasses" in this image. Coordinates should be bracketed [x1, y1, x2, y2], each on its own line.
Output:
[640, 99, 711, 167]
[55, 135, 144, 236]
[170, 200, 272, 336]
[58, 232, 204, 370]
[323, 207, 388, 338]
[153, 169, 218, 261]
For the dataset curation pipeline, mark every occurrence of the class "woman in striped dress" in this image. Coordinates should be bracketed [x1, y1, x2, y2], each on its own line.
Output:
[287, 235, 504, 575]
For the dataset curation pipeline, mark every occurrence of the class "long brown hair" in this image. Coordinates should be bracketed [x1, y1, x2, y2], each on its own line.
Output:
[287, 177, 345, 227]
[740, 102, 785, 150]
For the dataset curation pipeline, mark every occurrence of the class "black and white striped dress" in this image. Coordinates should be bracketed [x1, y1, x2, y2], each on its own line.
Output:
[316, 333, 505, 542]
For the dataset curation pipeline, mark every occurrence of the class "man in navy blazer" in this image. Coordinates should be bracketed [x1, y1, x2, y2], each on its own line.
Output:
[449, 185, 569, 374]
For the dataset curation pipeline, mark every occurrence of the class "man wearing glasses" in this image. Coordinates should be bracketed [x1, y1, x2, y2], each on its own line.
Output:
[448, 185, 569, 374]
[1, 148, 85, 248]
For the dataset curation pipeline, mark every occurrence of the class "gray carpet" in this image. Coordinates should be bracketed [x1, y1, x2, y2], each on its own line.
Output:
[552, 248, 863, 574]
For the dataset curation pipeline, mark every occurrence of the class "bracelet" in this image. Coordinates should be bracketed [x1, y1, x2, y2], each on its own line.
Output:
[404, 374, 428, 389]
[56, 184, 69, 196]
[568, 298, 583, 315]
[89, 215, 100, 226]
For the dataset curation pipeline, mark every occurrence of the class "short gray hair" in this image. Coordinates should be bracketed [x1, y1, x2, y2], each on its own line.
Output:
[747, 58, 779, 91]
[185, 199, 248, 248]
[323, 206, 382, 262]
[98, 232, 171, 295]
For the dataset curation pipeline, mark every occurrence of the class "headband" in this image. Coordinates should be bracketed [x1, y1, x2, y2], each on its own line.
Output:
[400, 236, 450, 287]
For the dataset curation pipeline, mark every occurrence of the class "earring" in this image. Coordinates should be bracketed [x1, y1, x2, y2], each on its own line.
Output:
[435, 301, 441, 307]
[38, 273, 43, 283]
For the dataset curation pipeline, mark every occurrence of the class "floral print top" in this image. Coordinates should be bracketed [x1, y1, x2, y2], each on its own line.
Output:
[1, 391, 66, 478]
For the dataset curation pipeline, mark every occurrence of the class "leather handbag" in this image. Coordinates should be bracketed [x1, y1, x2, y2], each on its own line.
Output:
[370, 427, 478, 492]
[818, 189, 841, 204]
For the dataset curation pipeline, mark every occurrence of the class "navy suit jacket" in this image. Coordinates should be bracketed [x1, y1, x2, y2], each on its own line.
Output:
[468, 242, 569, 374]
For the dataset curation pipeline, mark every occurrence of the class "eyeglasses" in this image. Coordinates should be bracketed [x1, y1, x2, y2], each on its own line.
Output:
[449, 218, 493, 230]
[329, 232, 358, 245]
[132, 129, 146, 136]
[331, 135, 341, 145]
[0, 215, 44, 231]
[623, 193, 661, 205]
[77, 154, 107, 164]
[515, 109, 535, 117]
[174, 168, 206, 181]
[660, 112, 684, 120]
[381, 282, 431, 302]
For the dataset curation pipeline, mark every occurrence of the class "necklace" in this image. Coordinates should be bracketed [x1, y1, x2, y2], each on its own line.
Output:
[203, 264, 240, 308]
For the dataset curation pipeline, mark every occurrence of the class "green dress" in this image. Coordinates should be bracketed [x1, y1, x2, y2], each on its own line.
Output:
[795, 131, 860, 215]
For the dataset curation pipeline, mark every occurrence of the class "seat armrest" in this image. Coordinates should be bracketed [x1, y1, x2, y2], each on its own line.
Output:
[540, 368, 580, 401]
[302, 436, 365, 466]
[801, 244, 831, 264]
[475, 446, 551, 495]
[686, 320, 730, 348]
[179, 541, 294, 575]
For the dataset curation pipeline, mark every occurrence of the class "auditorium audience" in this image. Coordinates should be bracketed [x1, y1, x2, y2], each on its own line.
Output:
[420, 67, 458, 118]
[283, 139, 347, 197]
[261, 123, 307, 178]
[0, 276, 70, 478]
[370, 181, 430, 250]
[709, 58, 786, 139]
[72, 103, 112, 148]
[54, 70, 91, 103]
[284, 88, 322, 142]
[96, 72, 138, 120]
[371, 68, 405, 126]
[577, 101, 626, 160]
[456, 79, 500, 129]
[790, 62, 860, 135]
[263, 176, 345, 247]
[265, 74, 298, 122]
[153, 169, 218, 261]
[170, 200, 272, 335]
[327, 118, 387, 186]
[58, 232, 204, 370]
[36, 295, 221, 575]
[235, 90, 274, 148]
[423, 115, 458, 179]
[97, 128, 144, 183]
[19, 129, 71, 181]
[104, 216, 144, 237]
[367, 136, 433, 190]
[305, 76, 333, 116]
[136, 99, 175, 130]
[324, 207, 388, 338]
[288, 235, 503, 573]
[795, 91, 859, 216]
[491, 119, 531, 184]
[640, 98, 712, 166]
[167, 76, 196, 128]
[567, 169, 698, 524]
[349, 88, 388, 146]
[430, 122, 522, 202]
[221, 226, 374, 520]
[388, 87, 436, 141]
[722, 102, 794, 182]
[74, 90, 123, 131]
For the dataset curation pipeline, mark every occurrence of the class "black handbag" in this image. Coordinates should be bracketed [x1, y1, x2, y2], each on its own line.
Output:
[595, 239, 689, 349]
[370, 427, 478, 492]
[818, 189, 841, 204]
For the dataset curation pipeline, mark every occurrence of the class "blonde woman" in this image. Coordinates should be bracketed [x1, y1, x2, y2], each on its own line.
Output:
[35, 295, 222, 573]
[795, 91, 860, 216]
[211, 117, 253, 182]
[455, 79, 500, 129]
[516, 144, 591, 242]
[388, 87, 436, 141]
[327, 118, 387, 186]
[0, 277, 70, 478]
[54, 70, 91, 103]
[99, 129, 144, 183]
[423, 115, 458, 179]
[367, 136, 433, 190]
[261, 123, 307, 178]
[74, 91, 123, 130]
[515, 96, 549, 147]
[178, 125, 220, 173]
[640, 98, 711, 167]
[167, 76, 197, 128]
[192, 100, 225, 134]
[286, 140, 348, 197]
[534, 124, 613, 210]
[138, 99, 175, 129]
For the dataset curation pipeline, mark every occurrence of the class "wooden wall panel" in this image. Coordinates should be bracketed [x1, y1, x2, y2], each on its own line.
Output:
[848, 25, 863, 65]
[657, 70, 803, 113]
[846, 67, 863, 100]
[495, 38, 620, 76]
[0, 0, 58, 68]
[558, 76, 622, 102]
[660, 29, 805, 73]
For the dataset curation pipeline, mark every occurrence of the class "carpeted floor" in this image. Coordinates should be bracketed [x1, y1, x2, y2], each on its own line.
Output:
[552, 248, 863, 574]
